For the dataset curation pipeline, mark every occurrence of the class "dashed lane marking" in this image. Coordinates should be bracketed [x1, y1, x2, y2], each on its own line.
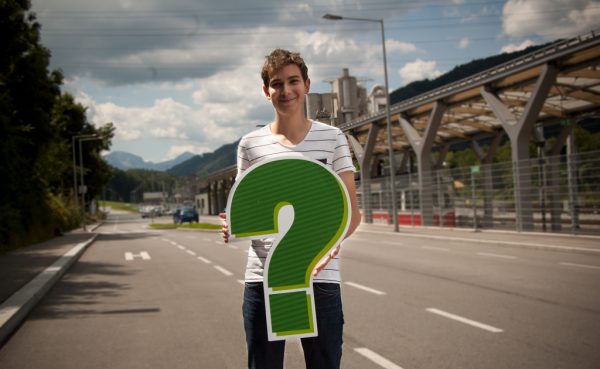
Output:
[186, 250, 197, 256]
[214, 265, 233, 276]
[477, 252, 517, 259]
[559, 262, 600, 270]
[426, 308, 503, 333]
[354, 348, 405, 369]
[344, 281, 386, 296]
[197, 256, 211, 264]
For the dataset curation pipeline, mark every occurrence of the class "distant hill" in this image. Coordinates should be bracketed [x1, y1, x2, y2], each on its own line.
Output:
[167, 140, 239, 177]
[103, 151, 195, 171]
[390, 42, 552, 104]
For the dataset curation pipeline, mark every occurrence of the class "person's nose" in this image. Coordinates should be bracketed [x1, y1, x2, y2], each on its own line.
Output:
[282, 82, 293, 96]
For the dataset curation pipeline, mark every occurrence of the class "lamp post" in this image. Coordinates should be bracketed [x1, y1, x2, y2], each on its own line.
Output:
[323, 13, 399, 232]
[72, 134, 99, 230]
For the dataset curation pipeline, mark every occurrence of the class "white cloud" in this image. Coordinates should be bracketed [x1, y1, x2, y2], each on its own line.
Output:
[459, 37, 470, 49]
[500, 39, 536, 53]
[165, 145, 210, 160]
[386, 39, 418, 54]
[503, 0, 600, 39]
[398, 59, 443, 84]
[29, 1, 420, 162]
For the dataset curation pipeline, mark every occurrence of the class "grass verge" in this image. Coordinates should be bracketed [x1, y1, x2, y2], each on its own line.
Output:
[149, 223, 221, 230]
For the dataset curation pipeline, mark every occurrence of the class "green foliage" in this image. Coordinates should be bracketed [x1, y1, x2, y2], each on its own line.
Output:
[105, 168, 178, 202]
[99, 200, 138, 213]
[47, 192, 80, 232]
[0, 1, 114, 250]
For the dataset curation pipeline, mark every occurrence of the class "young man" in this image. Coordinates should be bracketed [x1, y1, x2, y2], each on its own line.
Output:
[223, 49, 361, 369]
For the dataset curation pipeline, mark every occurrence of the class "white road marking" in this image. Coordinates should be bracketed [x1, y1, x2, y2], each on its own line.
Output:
[559, 262, 600, 270]
[170, 241, 178, 246]
[477, 252, 517, 259]
[354, 348, 405, 369]
[125, 252, 151, 261]
[344, 281, 386, 296]
[426, 308, 503, 333]
[360, 229, 600, 254]
[161, 238, 169, 242]
[177, 245, 185, 250]
[422, 246, 449, 252]
[197, 256, 211, 264]
[214, 265, 233, 276]
[186, 250, 197, 256]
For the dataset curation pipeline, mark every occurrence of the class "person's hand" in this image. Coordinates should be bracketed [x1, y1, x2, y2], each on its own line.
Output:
[312, 244, 341, 277]
[219, 213, 229, 243]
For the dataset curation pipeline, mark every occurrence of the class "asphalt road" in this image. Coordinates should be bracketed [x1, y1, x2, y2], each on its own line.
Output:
[0, 211, 599, 369]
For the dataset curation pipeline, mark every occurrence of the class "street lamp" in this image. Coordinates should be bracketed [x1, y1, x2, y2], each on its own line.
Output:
[72, 134, 100, 230]
[323, 13, 399, 232]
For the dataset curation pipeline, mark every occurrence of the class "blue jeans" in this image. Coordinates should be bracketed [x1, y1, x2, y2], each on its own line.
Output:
[242, 282, 344, 369]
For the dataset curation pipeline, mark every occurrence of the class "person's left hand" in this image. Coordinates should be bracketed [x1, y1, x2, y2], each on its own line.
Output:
[312, 244, 341, 277]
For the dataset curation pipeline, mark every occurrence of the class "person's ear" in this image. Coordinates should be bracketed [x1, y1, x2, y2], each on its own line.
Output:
[263, 84, 271, 100]
[305, 78, 311, 94]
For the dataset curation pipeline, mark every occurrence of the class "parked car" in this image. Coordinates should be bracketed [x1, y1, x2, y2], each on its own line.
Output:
[173, 207, 199, 224]
[140, 205, 163, 218]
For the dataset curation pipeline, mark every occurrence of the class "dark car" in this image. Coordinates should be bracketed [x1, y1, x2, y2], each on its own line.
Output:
[173, 207, 199, 224]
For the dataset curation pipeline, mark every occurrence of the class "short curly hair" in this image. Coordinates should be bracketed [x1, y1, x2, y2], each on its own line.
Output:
[261, 49, 309, 86]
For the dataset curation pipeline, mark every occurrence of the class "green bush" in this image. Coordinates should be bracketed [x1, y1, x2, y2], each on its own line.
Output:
[47, 192, 80, 233]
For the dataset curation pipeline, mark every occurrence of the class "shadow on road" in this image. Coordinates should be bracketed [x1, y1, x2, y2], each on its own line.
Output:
[0, 233, 93, 304]
[29, 260, 137, 320]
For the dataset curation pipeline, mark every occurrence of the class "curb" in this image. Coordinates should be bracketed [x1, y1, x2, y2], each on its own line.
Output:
[359, 229, 600, 255]
[0, 233, 99, 346]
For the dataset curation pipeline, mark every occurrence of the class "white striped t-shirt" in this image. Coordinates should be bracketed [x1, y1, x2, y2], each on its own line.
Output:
[236, 120, 355, 284]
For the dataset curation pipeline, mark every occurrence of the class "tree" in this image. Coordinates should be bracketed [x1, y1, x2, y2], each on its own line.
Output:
[0, 1, 114, 250]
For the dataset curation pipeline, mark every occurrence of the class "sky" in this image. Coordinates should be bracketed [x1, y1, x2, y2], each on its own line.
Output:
[29, 0, 600, 163]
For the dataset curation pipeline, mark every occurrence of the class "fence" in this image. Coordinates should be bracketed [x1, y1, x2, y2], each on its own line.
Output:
[357, 150, 600, 235]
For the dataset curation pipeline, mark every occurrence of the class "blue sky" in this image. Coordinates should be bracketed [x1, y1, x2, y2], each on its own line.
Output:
[30, 0, 599, 163]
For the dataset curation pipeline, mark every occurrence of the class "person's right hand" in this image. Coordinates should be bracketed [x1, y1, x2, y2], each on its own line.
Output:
[219, 213, 229, 243]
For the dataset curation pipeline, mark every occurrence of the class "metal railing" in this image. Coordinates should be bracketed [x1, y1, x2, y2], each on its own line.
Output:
[357, 150, 600, 235]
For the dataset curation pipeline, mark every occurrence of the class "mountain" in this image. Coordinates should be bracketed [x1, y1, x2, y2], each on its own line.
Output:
[103, 151, 195, 171]
[389, 42, 552, 104]
[167, 140, 239, 177]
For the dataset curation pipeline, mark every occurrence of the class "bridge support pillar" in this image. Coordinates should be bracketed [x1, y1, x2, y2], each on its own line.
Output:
[400, 101, 446, 226]
[348, 123, 380, 224]
[481, 63, 557, 231]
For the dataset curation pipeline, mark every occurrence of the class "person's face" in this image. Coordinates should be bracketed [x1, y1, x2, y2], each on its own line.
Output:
[263, 64, 310, 116]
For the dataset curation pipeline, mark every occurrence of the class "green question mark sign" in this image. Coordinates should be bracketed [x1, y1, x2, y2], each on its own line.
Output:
[227, 157, 350, 341]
